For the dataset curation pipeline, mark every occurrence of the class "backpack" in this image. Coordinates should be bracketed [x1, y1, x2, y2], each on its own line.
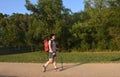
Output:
[44, 39, 49, 52]
[44, 39, 54, 52]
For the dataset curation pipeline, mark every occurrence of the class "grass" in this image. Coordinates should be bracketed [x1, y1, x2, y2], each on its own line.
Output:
[0, 51, 120, 63]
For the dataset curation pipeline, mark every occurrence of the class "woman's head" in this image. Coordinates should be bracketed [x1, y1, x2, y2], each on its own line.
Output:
[50, 34, 55, 40]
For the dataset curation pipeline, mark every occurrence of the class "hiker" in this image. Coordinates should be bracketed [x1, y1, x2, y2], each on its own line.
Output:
[43, 34, 58, 72]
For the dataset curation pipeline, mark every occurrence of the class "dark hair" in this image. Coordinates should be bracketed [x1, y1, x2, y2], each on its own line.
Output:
[50, 34, 55, 39]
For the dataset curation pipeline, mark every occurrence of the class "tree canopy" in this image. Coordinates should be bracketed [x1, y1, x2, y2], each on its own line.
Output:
[0, 0, 120, 52]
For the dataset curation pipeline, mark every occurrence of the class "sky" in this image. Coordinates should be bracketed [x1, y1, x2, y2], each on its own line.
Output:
[0, 0, 84, 15]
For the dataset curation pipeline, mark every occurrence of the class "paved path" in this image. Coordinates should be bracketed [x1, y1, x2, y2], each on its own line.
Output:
[0, 62, 120, 77]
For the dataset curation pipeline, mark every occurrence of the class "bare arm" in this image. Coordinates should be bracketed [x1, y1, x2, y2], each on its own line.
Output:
[48, 40, 53, 53]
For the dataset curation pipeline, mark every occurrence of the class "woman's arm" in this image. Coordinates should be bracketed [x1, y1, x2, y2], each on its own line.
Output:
[48, 40, 53, 53]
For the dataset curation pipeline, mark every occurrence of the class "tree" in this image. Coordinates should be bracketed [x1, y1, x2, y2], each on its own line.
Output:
[25, 0, 63, 21]
[25, 0, 71, 50]
[2, 24, 23, 47]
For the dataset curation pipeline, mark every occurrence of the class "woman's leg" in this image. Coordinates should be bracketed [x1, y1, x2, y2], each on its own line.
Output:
[44, 58, 53, 67]
[53, 57, 57, 70]
[44, 52, 53, 67]
[43, 58, 53, 72]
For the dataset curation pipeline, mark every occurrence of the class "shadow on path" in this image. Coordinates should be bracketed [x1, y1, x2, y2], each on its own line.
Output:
[60, 63, 85, 71]
[46, 63, 86, 72]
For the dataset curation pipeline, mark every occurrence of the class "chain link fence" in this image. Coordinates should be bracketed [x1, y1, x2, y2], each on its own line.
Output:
[0, 46, 36, 55]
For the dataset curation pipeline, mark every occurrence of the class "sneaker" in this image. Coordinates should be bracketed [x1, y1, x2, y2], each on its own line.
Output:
[54, 68, 58, 71]
[43, 65, 46, 72]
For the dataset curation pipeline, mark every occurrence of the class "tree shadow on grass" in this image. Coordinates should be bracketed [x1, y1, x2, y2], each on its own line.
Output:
[111, 57, 120, 62]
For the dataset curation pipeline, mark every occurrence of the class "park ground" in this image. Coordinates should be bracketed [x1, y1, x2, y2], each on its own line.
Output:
[0, 62, 120, 77]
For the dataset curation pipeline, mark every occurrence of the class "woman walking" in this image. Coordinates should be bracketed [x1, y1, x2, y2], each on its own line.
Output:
[43, 34, 58, 72]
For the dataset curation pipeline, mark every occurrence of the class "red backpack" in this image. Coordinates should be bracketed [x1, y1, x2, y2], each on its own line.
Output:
[44, 39, 49, 52]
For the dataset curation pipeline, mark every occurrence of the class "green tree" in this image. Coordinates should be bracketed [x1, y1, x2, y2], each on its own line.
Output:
[2, 24, 23, 47]
[25, 0, 72, 50]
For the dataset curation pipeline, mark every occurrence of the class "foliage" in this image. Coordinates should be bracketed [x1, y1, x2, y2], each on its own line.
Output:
[0, 52, 120, 63]
[0, 0, 120, 52]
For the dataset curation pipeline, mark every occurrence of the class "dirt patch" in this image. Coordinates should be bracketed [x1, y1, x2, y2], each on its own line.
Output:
[0, 62, 120, 77]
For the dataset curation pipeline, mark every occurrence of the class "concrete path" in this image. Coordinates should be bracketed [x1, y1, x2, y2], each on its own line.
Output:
[0, 63, 120, 77]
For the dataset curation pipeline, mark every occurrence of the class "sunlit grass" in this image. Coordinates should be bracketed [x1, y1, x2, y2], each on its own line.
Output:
[0, 51, 120, 63]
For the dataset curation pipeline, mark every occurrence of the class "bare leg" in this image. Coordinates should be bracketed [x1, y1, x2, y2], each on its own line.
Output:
[44, 58, 53, 67]
[53, 57, 57, 70]
[43, 58, 53, 72]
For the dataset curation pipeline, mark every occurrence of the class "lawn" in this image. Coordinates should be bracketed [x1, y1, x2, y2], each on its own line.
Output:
[0, 51, 120, 63]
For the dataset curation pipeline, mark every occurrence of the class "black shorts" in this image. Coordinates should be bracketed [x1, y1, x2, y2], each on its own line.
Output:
[48, 52, 56, 59]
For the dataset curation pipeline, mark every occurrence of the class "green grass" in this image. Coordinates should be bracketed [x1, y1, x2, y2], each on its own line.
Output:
[0, 51, 120, 63]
